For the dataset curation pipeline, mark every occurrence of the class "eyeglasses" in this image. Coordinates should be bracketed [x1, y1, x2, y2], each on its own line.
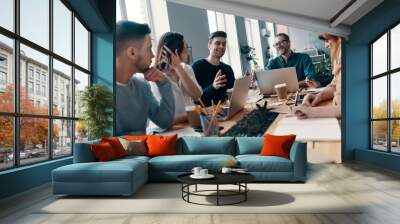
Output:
[273, 39, 289, 48]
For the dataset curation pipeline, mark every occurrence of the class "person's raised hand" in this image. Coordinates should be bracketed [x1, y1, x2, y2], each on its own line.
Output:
[212, 69, 227, 90]
[144, 67, 166, 83]
[162, 46, 180, 70]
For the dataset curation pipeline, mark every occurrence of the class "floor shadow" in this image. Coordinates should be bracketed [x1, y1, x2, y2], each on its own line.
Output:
[203, 190, 295, 207]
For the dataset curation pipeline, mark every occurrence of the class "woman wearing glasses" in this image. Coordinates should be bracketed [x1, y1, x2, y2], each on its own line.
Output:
[151, 32, 202, 124]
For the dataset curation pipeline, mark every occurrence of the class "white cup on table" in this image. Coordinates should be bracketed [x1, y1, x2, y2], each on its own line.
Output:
[200, 169, 208, 176]
[191, 167, 202, 176]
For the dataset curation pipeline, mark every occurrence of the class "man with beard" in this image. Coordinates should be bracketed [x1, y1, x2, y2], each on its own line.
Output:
[192, 31, 235, 106]
[116, 21, 175, 135]
[266, 33, 331, 88]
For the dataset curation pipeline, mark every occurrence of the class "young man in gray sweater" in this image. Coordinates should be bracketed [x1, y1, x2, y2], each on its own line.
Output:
[116, 21, 175, 135]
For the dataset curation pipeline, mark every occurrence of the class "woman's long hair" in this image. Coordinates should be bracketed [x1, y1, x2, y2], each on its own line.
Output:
[319, 33, 341, 76]
[154, 32, 185, 70]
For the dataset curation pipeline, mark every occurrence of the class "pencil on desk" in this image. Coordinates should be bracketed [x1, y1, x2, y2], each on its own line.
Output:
[205, 100, 221, 134]
[198, 98, 209, 114]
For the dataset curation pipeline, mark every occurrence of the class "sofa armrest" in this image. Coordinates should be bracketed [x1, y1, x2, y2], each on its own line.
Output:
[289, 141, 307, 181]
[73, 140, 100, 163]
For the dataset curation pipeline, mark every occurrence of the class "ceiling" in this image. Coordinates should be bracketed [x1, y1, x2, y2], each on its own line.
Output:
[167, 0, 384, 37]
[224, 0, 353, 23]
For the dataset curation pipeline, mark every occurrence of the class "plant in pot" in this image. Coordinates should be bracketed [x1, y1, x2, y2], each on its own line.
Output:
[79, 84, 113, 140]
[240, 45, 260, 88]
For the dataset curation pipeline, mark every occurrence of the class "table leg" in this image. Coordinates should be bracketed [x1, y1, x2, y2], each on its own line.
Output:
[217, 184, 219, 206]
[245, 183, 247, 201]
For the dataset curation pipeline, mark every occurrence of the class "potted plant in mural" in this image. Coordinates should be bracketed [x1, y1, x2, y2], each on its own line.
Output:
[79, 84, 113, 140]
[241, 45, 260, 71]
[240, 45, 260, 88]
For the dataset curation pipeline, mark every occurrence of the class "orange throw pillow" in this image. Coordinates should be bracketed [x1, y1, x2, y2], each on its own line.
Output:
[91, 142, 117, 161]
[260, 134, 296, 159]
[124, 135, 148, 141]
[101, 137, 126, 158]
[146, 134, 177, 157]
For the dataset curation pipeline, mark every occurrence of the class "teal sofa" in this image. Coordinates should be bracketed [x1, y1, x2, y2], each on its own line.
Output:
[52, 137, 307, 196]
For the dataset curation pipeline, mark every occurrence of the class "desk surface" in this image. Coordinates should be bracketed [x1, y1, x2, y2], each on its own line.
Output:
[162, 89, 341, 142]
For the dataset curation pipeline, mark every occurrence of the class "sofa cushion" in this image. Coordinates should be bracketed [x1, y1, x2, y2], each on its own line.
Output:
[53, 158, 147, 183]
[90, 142, 118, 162]
[260, 134, 296, 159]
[147, 134, 177, 157]
[235, 137, 263, 155]
[178, 137, 235, 155]
[101, 137, 127, 158]
[236, 155, 293, 172]
[118, 137, 147, 156]
[148, 154, 235, 172]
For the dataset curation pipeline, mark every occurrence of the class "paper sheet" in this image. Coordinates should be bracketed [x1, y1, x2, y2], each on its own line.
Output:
[273, 116, 341, 141]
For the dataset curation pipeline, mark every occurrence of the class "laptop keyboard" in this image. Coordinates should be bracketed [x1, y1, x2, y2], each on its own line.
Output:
[222, 107, 279, 137]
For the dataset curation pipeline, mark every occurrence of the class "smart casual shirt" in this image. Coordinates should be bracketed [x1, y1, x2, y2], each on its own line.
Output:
[192, 59, 235, 106]
[116, 76, 175, 135]
[266, 51, 318, 82]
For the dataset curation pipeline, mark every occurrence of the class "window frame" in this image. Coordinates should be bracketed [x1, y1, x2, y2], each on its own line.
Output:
[0, 0, 92, 171]
[370, 20, 400, 154]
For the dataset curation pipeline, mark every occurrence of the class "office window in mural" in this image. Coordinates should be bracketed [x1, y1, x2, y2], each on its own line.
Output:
[0, 0, 91, 170]
[371, 23, 400, 153]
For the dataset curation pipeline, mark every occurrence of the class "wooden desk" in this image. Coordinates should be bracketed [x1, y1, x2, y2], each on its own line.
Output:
[162, 90, 342, 163]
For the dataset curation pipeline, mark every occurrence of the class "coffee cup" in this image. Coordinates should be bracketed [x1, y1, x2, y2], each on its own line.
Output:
[227, 88, 233, 100]
[200, 169, 208, 176]
[191, 167, 202, 176]
[186, 106, 201, 128]
[275, 83, 288, 100]
[221, 167, 232, 174]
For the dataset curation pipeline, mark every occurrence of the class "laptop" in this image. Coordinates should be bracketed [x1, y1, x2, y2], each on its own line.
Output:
[219, 75, 251, 120]
[255, 67, 299, 95]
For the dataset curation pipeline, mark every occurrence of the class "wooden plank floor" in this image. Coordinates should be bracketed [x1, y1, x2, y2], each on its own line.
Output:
[1, 162, 400, 224]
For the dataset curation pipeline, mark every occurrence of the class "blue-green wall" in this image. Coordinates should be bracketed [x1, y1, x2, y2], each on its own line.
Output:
[0, 158, 72, 199]
[345, 0, 400, 171]
[0, 0, 115, 200]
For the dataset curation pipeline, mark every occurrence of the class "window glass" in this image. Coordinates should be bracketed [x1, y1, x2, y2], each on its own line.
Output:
[53, 59, 72, 117]
[372, 77, 387, 119]
[20, 0, 49, 49]
[53, 119, 72, 157]
[372, 121, 388, 151]
[0, 116, 13, 170]
[391, 120, 400, 153]
[74, 18, 89, 69]
[391, 24, 400, 70]
[372, 34, 387, 76]
[53, 0, 72, 60]
[391, 72, 400, 118]
[20, 117, 49, 165]
[20, 44, 49, 115]
[0, 35, 14, 113]
[74, 69, 89, 118]
[0, 0, 14, 31]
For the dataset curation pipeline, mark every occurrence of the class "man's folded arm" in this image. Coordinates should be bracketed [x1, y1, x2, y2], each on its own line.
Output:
[147, 79, 175, 129]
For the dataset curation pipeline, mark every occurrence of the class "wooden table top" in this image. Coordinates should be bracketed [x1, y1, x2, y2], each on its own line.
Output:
[161, 89, 340, 141]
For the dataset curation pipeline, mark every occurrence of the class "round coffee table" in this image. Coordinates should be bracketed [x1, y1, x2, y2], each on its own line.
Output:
[177, 173, 255, 206]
